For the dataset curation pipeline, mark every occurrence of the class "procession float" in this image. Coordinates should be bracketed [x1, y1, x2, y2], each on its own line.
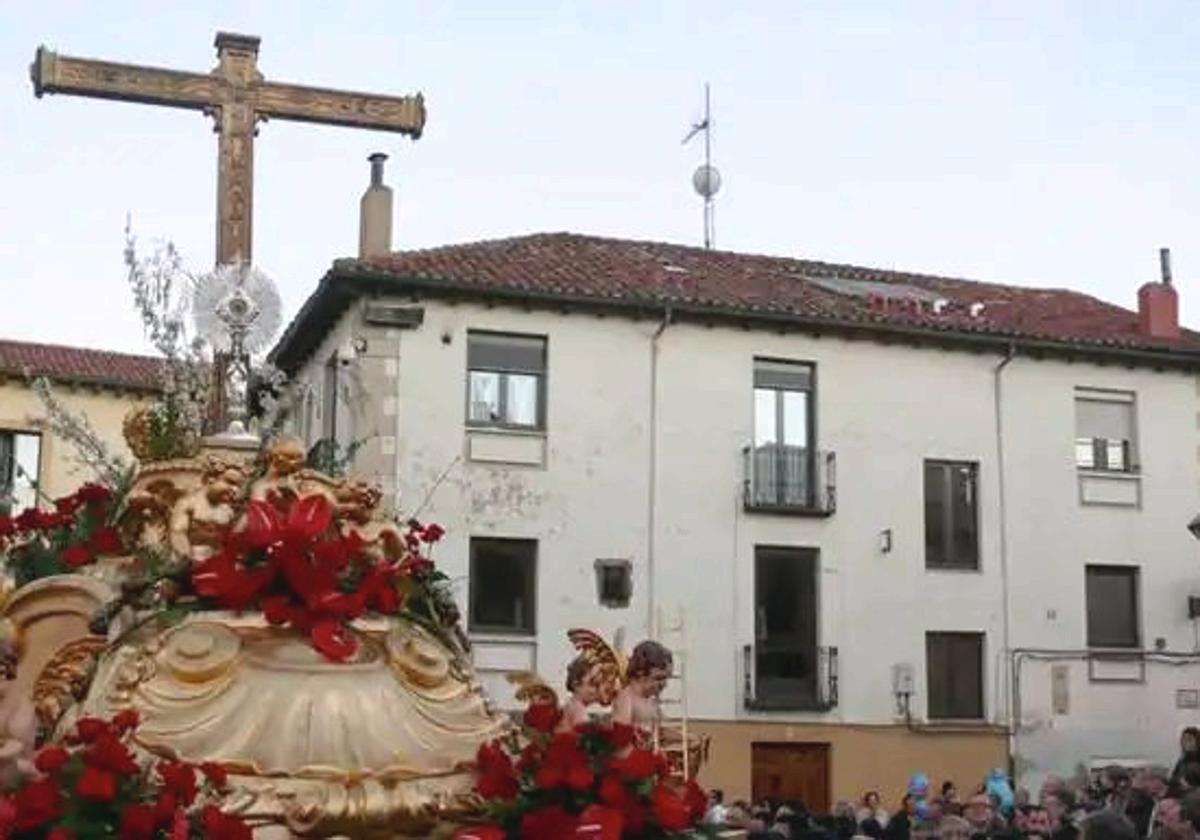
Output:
[0, 249, 711, 838]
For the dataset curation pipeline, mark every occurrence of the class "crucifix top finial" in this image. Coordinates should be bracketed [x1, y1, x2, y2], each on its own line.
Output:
[32, 31, 426, 267]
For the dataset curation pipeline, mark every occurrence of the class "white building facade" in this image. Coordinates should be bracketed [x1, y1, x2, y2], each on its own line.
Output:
[272, 232, 1200, 805]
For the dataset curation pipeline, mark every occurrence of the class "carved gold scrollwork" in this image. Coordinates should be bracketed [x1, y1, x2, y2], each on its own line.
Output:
[33, 636, 107, 730]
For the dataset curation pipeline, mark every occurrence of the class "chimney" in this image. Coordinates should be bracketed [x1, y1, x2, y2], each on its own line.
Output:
[358, 152, 393, 259]
[1137, 247, 1180, 339]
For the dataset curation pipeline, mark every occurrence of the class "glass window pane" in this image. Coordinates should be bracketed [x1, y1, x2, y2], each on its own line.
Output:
[924, 462, 948, 567]
[12, 434, 40, 512]
[470, 539, 536, 634]
[468, 371, 501, 423]
[505, 374, 539, 426]
[1087, 567, 1138, 648]
[952, 464, 979, 568]
[781, 391, 809, 447]
[1075, 439, 1096, 469]
[754, 389, 777, 446]
[1106, 440, 1128, 471]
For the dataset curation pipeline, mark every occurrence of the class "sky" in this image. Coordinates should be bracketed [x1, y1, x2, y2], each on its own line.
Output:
[2, 1, 1200, 355]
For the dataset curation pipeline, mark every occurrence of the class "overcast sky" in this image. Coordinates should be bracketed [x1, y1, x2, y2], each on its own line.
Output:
[3, 1, 1199, 355]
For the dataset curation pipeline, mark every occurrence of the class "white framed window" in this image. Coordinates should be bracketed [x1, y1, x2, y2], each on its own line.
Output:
[466, 332, 547, 430]
[1075, 389, 1137, 473]
[0, 430, 41, 515]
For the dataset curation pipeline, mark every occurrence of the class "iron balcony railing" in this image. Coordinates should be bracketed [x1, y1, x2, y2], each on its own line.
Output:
[742, 643, 839, 711]
[742, 445, 836, 515]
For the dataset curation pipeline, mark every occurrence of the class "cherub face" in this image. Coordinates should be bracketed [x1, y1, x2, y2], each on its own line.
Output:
[633, 666, 671, 699]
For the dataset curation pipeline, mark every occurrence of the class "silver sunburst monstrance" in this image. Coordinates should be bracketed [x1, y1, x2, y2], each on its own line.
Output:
[191, 263, 282, 436]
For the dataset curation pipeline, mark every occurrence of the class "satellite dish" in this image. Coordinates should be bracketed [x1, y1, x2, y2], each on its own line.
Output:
[191, 263, 282, 356]
[693, 164, 722, 199]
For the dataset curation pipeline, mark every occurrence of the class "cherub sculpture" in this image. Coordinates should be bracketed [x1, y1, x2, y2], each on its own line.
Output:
[168, 456, 247, 562]
[0, 620, 37, 785]
[610, 639, 674, 736]
[558, 654, 608, 733]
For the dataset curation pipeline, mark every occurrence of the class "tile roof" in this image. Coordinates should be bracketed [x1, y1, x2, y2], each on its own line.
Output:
[0, 339, 163, 392]
[272, 232, 1200, 370]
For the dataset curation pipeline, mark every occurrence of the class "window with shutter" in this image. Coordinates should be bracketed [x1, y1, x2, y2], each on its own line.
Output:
[926, 632, 984, 719]
[1075, 391, 1136, 472]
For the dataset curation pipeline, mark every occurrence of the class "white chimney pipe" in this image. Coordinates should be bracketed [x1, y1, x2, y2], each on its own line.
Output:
[358, 152, 393, 259]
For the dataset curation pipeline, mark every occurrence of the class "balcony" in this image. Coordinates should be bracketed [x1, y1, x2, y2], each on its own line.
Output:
[742, 445, 836, 516]
[743, 643, 838, 711]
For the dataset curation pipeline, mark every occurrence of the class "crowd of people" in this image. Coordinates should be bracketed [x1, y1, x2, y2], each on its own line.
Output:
[701, 727, 1200, 840]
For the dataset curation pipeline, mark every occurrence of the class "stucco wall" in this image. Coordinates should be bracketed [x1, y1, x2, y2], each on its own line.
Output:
[289, 296, 1200, 790]
[0, 379, 146, 502]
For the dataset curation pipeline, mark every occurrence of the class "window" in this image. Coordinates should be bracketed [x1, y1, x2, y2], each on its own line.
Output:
[469, 538, 536, 635]
[0, 431, 41, 516]
[594, 559, 632, 608]
[1086, 565, 1139, 649]
[323, 355, 339, 443]
[467, 332, 547, 429]
[749, 360, 815, 508]
[1075, 390, 1136, 472]
[924, 461, 980, 570]
[926, 632, 984, 720]
[753, 546, 821, 708]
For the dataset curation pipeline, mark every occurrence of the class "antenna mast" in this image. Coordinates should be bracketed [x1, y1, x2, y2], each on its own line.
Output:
[684, 83, 721, 249]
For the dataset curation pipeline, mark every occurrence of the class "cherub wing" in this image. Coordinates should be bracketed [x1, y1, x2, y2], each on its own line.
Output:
[567, 628, 627, 691]
[506, 670, 559, 707]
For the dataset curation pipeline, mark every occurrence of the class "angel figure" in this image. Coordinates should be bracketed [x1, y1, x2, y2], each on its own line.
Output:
[0, 619, 37, 785]
[559, 654, 607, 732]
[610, 639, 674, 737]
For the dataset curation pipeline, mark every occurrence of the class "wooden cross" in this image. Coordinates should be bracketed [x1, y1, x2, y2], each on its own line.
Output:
[31, 32, 426, 267]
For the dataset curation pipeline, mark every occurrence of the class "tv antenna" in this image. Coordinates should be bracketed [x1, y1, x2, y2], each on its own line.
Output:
[683, 82, 721, 249]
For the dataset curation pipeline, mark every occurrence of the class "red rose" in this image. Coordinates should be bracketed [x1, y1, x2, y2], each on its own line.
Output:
[73, 716, 109, 743]
[452, 826, 506, 840]
[608, 723, 635, 749]
[520, 805, 577, 839]
[611, 747, 656, 780]
[598, 774, 629, 808]
[523, 700, 561, 733]
[310, 619, 358, 661]
[76, 766, 117, 801]
[565, 760, 594, 792]
[112, 709, 139, 733]
[683, 779, 708, 822]
[158, 760, 198, 807]
[61, 543, 93, 568]
[54, 494, 81, 516]
[47, 829, 76, 840]
[0, 514, 14, 539]
[200, 761, 229, 790]
[76, 483, 113, 507]
[651, 783, 692, 831]
[421, 523, 445, 543]
[33, 745, 70, 774]
[200, 805, 254, 840]
[89, 526, 123, 555]
[83, 731, 138, 775]
[575, 804, 623, 840]
[12, 778, 60, 829]
[120, 803, 158, 840]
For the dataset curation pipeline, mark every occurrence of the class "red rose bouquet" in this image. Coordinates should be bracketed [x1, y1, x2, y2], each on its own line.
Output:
[0, 711, 252, 839]
[459, 698, 708, 839]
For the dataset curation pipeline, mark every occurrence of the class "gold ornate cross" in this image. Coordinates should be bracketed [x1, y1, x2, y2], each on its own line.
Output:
[31, 32, 426, 267]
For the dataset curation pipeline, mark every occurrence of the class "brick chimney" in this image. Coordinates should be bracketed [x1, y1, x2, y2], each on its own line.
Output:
[1137, 247, 1180, 339]
[358, 152, 393, 259]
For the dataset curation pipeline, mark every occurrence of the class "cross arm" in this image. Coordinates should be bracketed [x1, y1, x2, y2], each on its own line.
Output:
[254, 81, 426, 138]
[30, 46, 218, 111]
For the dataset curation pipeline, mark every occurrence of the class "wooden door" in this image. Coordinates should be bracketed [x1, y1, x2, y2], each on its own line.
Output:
[751, 742, 830, 812]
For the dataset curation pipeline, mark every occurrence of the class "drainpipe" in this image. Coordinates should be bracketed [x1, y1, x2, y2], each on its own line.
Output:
[647, 306, 673, 638]
[993, 342, 1016, 773]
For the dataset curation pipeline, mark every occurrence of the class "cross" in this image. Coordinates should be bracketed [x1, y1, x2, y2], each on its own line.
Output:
[31, 32, 425, 267]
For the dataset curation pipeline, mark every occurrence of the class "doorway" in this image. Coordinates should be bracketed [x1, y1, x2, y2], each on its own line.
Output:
[751, 742, 830, 812]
